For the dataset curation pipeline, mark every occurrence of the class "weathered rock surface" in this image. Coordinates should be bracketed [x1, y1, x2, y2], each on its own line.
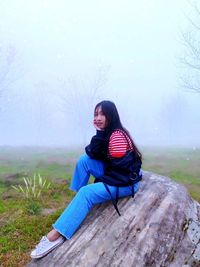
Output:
[28, 171, 200, 267]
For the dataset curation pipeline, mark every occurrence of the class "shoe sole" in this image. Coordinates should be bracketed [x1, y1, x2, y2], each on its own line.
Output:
[31, 239, 65, 259]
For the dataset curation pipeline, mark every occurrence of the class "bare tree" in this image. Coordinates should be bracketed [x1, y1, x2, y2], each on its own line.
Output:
[33, 81, 50, 146]
[0, 44, 22, 114]
[159, 94, 188, 144]
[56, 66, 109, 145]
[0, 45, 17, 96]
[181, 1, 200, 93]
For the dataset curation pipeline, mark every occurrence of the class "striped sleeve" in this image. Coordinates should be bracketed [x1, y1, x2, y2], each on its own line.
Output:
[108, 130, 132, 158]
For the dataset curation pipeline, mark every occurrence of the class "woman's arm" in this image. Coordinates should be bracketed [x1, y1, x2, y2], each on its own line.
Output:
[108, 130, 132, 158]
[85, 130, 107, 160]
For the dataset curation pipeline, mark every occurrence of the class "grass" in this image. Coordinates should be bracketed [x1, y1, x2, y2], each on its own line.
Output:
[0, 146, 199, 266]
[0, 181, 75, 266]
[141, 146, 200, 202]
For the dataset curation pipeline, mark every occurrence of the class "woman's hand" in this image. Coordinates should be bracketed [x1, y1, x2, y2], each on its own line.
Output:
[93, 120, 105, 131]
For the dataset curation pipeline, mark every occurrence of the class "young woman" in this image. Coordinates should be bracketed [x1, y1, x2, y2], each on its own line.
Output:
[30, 100, 142, 259]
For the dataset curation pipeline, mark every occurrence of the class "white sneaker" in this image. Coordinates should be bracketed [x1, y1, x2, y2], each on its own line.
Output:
[31, 236, 65, 259]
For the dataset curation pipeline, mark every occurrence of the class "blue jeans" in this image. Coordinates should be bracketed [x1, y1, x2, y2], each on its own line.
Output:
[53, 154, 140, 239]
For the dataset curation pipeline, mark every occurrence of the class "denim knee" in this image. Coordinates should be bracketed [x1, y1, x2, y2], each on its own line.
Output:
[76, 154, 91, 169]
[77, 154, 90, 163]
[78, 185, 94, 208]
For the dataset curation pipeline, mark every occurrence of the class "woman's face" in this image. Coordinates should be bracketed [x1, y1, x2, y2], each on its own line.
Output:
[94, 106, 108, 130]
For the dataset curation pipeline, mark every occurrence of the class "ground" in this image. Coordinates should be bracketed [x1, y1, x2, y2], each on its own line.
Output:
[0, 146, 199, 267]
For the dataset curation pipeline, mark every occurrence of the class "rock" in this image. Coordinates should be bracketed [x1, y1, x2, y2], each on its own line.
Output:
[27, 171, 200, 267]
[40, 208, 57, 216]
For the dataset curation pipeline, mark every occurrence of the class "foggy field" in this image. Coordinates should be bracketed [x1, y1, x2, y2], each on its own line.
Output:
[1, 0, 200, 265]
[0, 146, 199, 266]
[142, 146, 200, 201]
[0, 146, 200, 200]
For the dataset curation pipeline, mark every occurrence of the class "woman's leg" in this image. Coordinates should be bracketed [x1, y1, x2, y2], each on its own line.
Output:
[70, 154, 105, 191]
[53, 181, 140, 239]
[31, 182, 139, 258]
[70, 155, 142, 191]
[31, 155, 105, 258]
[45, 154, 105, 241]
[47, 229, 61, 241]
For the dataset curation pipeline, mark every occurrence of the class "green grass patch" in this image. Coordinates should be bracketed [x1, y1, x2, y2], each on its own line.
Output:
[0, 180, 74, 266]
[142, 146, 200, 202]
[0, 146, 199, 266]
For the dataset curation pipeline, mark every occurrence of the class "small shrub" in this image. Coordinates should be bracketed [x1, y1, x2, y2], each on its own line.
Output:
[25, 201, 42, 215]
[11, 173, 51, 200]
[11, 173, 51, 215]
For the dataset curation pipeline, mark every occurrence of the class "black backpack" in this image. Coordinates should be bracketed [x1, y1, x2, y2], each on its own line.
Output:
[95, 131, 142, 215]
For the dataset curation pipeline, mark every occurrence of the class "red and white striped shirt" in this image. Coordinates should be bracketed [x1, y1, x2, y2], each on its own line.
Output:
[108, 130, 133, 158]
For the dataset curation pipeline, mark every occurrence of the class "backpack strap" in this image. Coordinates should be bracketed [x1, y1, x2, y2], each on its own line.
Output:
[103, 129, 140, 216]
[104, 183, 136, 216]
[131, 183, 135, 198]
[104, 183, 121, 216]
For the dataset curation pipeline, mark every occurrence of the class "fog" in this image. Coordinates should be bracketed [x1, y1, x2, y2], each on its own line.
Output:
[0, 0, 199, 148]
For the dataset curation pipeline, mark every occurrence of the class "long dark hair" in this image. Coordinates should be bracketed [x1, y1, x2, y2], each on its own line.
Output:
[94, 100, 142, 160]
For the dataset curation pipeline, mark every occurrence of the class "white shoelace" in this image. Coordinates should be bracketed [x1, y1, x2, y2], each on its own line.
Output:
[35, 236, 50, 252]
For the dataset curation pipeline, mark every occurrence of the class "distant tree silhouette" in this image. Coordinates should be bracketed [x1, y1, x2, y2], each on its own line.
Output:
[0, 44, 22, 114]
[0, 45, 17, 97]
[181, 1, 200, 93]
[56, 66, 109, 145]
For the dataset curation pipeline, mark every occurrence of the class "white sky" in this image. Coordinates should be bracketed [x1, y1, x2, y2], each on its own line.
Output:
[0, 0, 199, 147]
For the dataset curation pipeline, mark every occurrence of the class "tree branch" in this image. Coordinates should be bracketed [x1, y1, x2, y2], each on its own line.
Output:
[180, 75, 200, 93]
